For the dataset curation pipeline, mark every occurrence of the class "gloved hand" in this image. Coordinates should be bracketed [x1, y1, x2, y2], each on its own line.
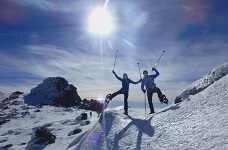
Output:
[112, 70, 115, 74]
[152, 67, 156, 71]
[139, 79, 142, 82]
[142, 89, 146, 93]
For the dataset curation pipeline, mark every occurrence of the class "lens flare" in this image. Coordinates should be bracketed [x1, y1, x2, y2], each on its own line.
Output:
[89, 7, 113, 35]
[88, 132, 101, 148]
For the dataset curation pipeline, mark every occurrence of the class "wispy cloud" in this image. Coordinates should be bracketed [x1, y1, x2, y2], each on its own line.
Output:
[0, 44, 117, 98]
[9, 0, 57, 11]
[1, 0, 227, 105]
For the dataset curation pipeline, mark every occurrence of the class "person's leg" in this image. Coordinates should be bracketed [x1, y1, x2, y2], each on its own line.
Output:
[123, 92, 129, 114]
[152, 87, 163, 102]
[147, 90, 155, 113]
[110, 89, 123, 99]
[152, 87, 168, 104]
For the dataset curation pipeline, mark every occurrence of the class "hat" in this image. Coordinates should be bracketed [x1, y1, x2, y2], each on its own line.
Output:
[143, 70, 148, 74]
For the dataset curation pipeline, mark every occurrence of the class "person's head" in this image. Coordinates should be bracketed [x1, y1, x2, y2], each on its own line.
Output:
[123, 73, 128, 79]
[143, 70, 148, 76]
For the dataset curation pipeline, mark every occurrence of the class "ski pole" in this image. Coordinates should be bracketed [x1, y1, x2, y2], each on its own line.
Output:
[113, 50, 118, 70]
[137, 63, 142, 79]
[138, 63, 146, 117]
[153, 50, 165, 68]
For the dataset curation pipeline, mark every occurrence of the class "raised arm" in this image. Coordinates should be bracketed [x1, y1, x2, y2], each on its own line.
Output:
[112, 70, 122, 81]
[151, 68, 159, 78]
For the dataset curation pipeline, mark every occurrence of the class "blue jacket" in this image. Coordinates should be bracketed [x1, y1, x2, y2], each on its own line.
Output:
[141, 69, 159, 91]
[113, 71, 141, 92]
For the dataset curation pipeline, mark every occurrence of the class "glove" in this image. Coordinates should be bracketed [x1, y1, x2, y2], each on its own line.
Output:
[112, 70, 115, 74]
[142, 89, 146, 93]
[152, 67, 156, 71]
[139, 79, 142, 82]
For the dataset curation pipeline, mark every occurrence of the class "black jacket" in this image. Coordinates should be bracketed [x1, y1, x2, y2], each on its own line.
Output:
[113, 71, 141, 92]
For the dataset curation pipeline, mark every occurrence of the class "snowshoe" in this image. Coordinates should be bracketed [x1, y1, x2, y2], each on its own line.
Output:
[105, 94, 112, 103]
[162, 95, 168, 105]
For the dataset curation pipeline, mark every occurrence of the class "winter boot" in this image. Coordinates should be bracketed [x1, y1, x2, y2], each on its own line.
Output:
[149, 112, 154, 114]
[123, 111, 128, 115]
[159, 96, 164, 103]
[149, 110, 155, 114]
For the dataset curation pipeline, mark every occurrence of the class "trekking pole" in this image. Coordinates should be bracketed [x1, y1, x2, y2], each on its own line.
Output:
[153, 50, 165, 69]
[138, 63, 146, 117]
[137, 63, 142, 79]
[113, 50, 118, 70]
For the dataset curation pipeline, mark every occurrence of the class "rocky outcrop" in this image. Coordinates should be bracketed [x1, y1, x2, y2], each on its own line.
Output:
[9, 91, 24, 100]
[175, 62, 228, 104]
[24, 77, 82, 107]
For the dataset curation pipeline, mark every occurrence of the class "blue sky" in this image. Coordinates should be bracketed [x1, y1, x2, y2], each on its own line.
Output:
[0, 0, 227, 107]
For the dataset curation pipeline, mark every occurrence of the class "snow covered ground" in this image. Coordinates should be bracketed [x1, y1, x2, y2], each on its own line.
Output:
[75, 74, 228, 149]
[0, 62, 228, 150]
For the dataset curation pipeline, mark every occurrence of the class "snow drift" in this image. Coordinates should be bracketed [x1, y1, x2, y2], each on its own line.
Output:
[175, 62, 228, 103]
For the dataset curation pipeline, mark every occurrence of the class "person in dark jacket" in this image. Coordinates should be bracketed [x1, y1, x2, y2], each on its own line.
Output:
[108, 70, 142, 115]
[141, 68, 168, 114]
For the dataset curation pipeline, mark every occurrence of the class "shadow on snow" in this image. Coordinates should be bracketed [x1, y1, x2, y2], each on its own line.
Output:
[112, 115, 155, 150]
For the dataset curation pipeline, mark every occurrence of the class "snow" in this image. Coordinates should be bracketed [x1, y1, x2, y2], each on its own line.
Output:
[176, 62, 228, 102]
[0, 62, 228, 150]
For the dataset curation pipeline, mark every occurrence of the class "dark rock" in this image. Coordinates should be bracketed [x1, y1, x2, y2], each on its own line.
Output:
[24, 77, 82, 107]
[0, 137, 8, 143]
[48, 135, 56, 144]
[35, 128, 48, 138]
[85, 121, 90, 125]
[0, 113, 6, 117]
[174, 96, 182, 104]
[80, 120, 91, 126]
[3, 144, 13, 148]
[0, 119, 10, 126]
[81, 113, 88, 120]
[3, 106, 10, 110]
[34, 127, 56, 145]
[34, 109, 41, 112]
[9, 91, 24, 100]
[72, 128, 82, 134]
[12, 91, 24, 95]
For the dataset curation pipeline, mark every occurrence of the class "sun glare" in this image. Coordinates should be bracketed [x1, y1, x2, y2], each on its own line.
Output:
[89, 7, 113, 35]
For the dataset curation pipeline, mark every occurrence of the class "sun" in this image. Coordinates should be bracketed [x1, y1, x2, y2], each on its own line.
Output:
[89, 7, 113, 35]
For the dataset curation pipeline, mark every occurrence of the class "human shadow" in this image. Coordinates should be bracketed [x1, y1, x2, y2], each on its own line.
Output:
[112, 115, 154, 150]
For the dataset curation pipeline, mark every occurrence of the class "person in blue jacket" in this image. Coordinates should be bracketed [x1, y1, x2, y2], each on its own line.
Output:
[108, 70, 142, 115]
[141, 68, 168, 114]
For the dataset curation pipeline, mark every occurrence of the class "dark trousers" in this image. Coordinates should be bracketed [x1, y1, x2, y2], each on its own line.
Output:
[110, 89, 129, 112]
[147, 87, 163, 113]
